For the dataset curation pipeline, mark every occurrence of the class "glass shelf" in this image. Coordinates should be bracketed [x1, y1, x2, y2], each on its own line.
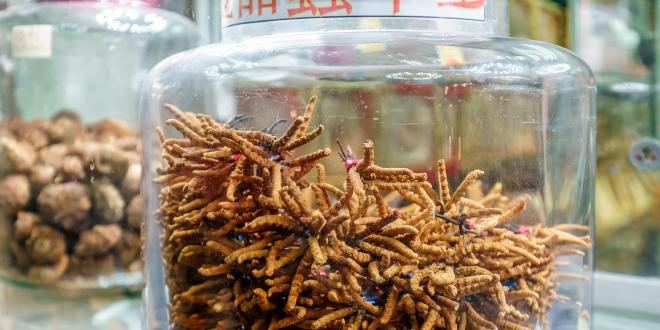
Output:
[593, 271, 660, 329]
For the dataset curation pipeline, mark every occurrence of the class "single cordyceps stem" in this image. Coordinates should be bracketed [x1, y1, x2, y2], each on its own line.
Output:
[156, 97, 592, 330]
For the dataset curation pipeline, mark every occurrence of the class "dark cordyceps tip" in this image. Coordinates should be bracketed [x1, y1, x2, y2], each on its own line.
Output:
[336, 139, 355, 161]
[227, 114, 253, 127]
[264, 118, 288, 134]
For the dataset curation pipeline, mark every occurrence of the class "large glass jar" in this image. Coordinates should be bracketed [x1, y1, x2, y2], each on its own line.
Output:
[0, 0, 200, 290]
[143, 1, 595, 329]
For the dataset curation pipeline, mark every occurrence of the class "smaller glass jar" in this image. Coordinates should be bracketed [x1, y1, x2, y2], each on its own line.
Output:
[0, 0, 200, 291]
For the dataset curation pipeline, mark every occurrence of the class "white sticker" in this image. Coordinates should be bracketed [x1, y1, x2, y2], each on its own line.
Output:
[221, 0, 486, 28]
[12, 25, 53, 59]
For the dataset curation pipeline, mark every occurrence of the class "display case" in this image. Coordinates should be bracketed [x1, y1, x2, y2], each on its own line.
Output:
[0, 0, 200, 291]
[573, 0, 660, 276]
[143, 1, 595, 329]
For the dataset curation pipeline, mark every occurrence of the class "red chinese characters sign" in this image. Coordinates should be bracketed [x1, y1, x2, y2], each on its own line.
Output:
[222, 0, 486, 27]
[437, 0, 486, 9]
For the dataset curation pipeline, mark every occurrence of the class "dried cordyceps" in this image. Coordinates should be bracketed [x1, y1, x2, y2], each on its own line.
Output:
[156, 97, 592, 330]
[0, 112, 143, 284]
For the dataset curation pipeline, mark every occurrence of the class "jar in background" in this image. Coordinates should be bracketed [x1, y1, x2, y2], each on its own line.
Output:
[0, 0, 200, 290]
[143, 1, 595, 329]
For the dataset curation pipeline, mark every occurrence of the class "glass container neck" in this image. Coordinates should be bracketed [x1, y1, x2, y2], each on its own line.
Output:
[221, 0, 509, 42]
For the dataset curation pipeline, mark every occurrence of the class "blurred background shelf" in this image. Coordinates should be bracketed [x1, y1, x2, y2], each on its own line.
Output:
[0, 281, 141, 330]
[511, 0, 569, 46]
[593, 272, 660, 330]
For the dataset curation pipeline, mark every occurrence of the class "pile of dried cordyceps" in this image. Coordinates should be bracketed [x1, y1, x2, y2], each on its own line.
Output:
[0, 112, 142, 283]
[157, 97, 592, 330]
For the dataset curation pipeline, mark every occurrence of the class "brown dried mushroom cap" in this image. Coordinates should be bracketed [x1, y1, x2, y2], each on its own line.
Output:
[70, 253, 115, 277]
[29, 164, 56, 193]
[38, 143, 69, 168]
[92, 182, 126, 223]
[121, 163, 142, 198]
[74, 224, 123, 257]
[0, 137, 37, 173]
[18, 120, 51, 150]
[116, 230, 142, 268]
[14, 212, 41, 241]
[73, 141, 132, 182]
[27, 254, 69, 283]
[61, 155, 86, 181]
[37, 182, 91, 232]
[9, 241, 31, 269]
[0, 174, 31, 214]
[90, 118, 136, 140]
[49, 111, 83, 143]
[26, 225, 66, 264]
[127, 195, 142, 230]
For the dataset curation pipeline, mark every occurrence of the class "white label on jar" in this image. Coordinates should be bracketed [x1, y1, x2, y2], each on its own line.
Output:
[11, 25, 53, 59]
[221, 0, 486, 28]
